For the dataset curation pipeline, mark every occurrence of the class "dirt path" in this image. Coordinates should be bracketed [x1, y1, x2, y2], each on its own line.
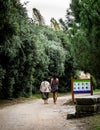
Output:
[0, 95, 85, 130]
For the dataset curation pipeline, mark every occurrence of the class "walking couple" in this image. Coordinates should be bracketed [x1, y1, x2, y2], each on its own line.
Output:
[40, 75, 59, 104]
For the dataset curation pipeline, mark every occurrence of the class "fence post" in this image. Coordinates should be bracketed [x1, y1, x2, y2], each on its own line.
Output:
[71, 77, 74, 105]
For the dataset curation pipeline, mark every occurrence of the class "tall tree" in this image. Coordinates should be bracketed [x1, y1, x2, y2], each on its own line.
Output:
[68, 0, 100, 79]
[50, 18, 60, 30]
[32, 8, 45, 25]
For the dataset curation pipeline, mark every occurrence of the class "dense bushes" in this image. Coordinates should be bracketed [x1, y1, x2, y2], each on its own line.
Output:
[0, 1, 73, 99]
[0, 0, 99, 99]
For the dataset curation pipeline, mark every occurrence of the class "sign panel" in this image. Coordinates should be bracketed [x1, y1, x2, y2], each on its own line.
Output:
[71, 78, 93, 104]
[73, 79, 91, 94]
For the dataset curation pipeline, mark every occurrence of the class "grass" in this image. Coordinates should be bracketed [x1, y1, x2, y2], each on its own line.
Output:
[79, 114, 100, 130]
[0, 92, 70, 108]
[93, 89, 100, 93]
[0, 94, 41, 108]
[0, 89, 100, 107]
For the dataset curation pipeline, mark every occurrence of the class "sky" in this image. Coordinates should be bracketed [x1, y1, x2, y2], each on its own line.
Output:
[20, 0, 71, 25]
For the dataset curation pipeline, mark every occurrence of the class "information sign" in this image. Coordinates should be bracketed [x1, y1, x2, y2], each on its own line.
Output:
[71, 78, 93, 104]
[73, 79, 91, 93]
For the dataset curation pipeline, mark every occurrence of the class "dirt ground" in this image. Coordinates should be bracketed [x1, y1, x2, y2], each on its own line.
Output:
[0, 95, 87, 130]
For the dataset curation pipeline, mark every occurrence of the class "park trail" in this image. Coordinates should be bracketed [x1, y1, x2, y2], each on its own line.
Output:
[0, 94, 88, 130]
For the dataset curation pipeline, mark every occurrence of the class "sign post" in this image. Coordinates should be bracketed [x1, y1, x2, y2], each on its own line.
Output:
[71, 78, 93, 104]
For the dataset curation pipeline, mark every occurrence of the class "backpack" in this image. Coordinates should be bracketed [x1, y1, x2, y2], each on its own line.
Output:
[51, 78, 58, 92]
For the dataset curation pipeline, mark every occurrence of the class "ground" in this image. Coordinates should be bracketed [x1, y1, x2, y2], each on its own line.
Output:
[0, 94, 88, 130]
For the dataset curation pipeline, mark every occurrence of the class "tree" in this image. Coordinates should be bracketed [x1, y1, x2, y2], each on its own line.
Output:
[32, 8, 45, 25]
[0, 0, 80, 98]
[68, 0, 100, 79]
[50, 18, 60, 30]
[0, 0, 37, 98]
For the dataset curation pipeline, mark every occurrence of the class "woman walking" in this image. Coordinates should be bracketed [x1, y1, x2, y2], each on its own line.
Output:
[50, 74, 59, 104]
[40, 78, 51, 104]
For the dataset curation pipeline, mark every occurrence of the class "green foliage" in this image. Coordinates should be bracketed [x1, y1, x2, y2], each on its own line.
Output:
[0, 0, 19, 43]
[0, 65, 6, 98]
[0, 0, 36, 98]
[31, 26, 71, 92]
[81, 114, 100, 130]
[32, 8, 45, 25]
[0, 0, 75, 98]
[67, 0, 100, 80]
[46, 41, 65, 76]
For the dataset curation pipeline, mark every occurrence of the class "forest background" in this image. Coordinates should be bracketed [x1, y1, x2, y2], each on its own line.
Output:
[0, 0, 100, 99]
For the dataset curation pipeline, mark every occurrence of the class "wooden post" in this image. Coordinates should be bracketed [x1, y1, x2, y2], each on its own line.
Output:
[71, 77, 74, 105]
[90, 77, 93, 95]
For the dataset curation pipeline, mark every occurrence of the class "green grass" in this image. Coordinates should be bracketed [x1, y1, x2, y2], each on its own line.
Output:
[93, 89, 100, 93]
[31, 93, 41, 98]
[0, 90, 99, 108]
[0, 92, 69, 108]
[0, 94, 41, 108]
[80, 114, 100, 130]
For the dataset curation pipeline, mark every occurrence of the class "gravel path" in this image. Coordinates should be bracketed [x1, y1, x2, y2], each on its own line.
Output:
[0, 95, 86, 130]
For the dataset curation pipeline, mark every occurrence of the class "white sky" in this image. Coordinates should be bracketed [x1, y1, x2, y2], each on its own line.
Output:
[20, 0, 71, 25]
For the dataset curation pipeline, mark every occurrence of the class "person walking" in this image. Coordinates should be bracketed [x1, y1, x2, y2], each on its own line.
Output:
[50, 74, 59, 104]
[40, 78, 51, 104]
